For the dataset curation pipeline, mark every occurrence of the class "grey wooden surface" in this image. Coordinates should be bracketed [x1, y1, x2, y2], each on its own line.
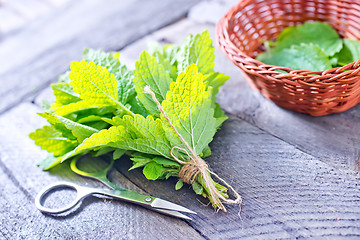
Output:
[1, 0, 360, 239]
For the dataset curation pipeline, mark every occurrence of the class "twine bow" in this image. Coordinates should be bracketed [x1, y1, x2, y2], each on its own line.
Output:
[144, 86, 242, 212]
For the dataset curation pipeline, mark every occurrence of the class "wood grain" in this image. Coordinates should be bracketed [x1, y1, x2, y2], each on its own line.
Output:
[0, 0, 200, 114]
[96, 18, 360, 238]
[200, 0, 360, 174]
[115, 115, 360, 239]
[0, 103, 203, 240]
[4, 4, 360, 238]
[215, 48, 360, 175]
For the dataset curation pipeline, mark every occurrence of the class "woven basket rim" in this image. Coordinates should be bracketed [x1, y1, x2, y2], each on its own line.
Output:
[217, 2, 360, 83]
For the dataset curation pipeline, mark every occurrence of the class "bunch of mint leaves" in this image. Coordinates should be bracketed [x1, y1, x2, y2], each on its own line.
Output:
[29, 30, 232, 210]
[256, 21, 360, 71]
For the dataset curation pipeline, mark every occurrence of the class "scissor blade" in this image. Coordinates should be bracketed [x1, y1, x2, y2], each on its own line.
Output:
[150, 198, 196, 214]
[154, 209, 192, 220]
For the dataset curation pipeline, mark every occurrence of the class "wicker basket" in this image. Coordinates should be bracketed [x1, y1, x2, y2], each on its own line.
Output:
[216, 0, 360, 116]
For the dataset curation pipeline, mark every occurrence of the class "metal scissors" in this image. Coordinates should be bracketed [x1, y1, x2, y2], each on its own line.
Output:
[35, 157, 196, 220]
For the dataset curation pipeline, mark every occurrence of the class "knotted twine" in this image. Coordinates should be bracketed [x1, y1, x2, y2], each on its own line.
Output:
[144, 86, 242, 212]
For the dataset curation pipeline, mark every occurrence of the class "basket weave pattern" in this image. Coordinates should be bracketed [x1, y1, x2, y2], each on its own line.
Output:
[216, 0, 360, 116]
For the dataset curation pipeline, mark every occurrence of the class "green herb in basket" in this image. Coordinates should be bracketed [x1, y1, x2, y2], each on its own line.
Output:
[29, 30, 241, 212]
[257, 21, 360, 70]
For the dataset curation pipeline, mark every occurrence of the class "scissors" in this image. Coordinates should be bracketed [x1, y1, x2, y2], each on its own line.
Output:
[35, 157, 196, 220]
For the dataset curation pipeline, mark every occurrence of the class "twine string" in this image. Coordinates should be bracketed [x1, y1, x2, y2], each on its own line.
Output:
[144, 86, 242, 211]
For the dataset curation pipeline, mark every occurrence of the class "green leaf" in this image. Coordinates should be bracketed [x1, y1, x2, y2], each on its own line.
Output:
[82, 48, 135, 104]
[39, 112, 98, 142]
[127, 96, 149, 117]
[116, 65, 136, 104]
[29, 126, 77, 157]
[50, 72, 80, 110]
[133, 51, 172, 116]
[161, 64, 217, 155]
[204, 72, 230, 96]
[177, 30, 215, 75]
[55, 100, 109, 116]
[143, 162, 163, 180]
[37, 155, 61, 170]
[214, 103, 228, 129]
[257, 43, 332, 71]
[152, 156, 180, 167]
[149, 43, 178, 80]
[38, 112, 75, 140]
[41, 100, 52, 111]
[113, 149, 126, 160]
[93, 147, 113, 157]
[77, 115, 105, 123]
[175, 179, 183, 190]
[82, 48, 120, 73]
[275, 21, 343, 56]
[129, 157, 152, 170]
[86, 121, 109, 130]
[55, 114, 98, 142]
[69, 60, 132, 115]
[192, 181, 204, 195]
[335, 39, 360, 66]
[165, 172, 173, 179]
[76, 114, 173, 158]
[200, 145, 211, 158]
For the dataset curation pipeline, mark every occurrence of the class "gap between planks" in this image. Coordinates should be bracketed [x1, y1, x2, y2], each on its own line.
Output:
[0, 0, 201, 115]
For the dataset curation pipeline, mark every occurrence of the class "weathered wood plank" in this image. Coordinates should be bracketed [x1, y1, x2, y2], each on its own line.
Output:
[119, 14, 360, 176]
[215, 50, 360, 174]
[188, 0, 360, 175]
[115, 115, 360, 239]
[29, 15, 360, 239]
[0, 0, 201, 114]
[0, 7, 26, 34]
[3, 0, 52, 20]
[95, 17, 360, 238]
[0, 103, 204, 240]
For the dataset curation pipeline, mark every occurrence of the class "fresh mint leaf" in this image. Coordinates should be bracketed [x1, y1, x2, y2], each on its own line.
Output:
[38, 112, 76, 140]
[143, 162, 163, 180]
[37, 155, 61, 170]
[200, 145, 211, 158]
[152, 156, 180, 167]
[175, 179, 183, 190]
[133, 51, 172, 116]
[129, 156, 152, 170]
[70, 61, 120, 106]
[127, 95, 148, 117]
[29, 125, 77, 157]
[204, 72, 230, 96]
[29, 31, 233, 211]
[257, 43, 332, 71]
[113, 148, 126, 160]
[93, 147, 113, 157]
[82, 49, 135, 104]
[335, 39, 360, 66]
[50, 72, 80, 110]
[76, 115, 173, 159]
[177, 30, 215, 75]
[40, 113, 98, 142]
[214, 103, 228, 129]
[192, 181, 204, 195]
[275, 21, 343, 56]
[161, 64, 217, 156]
[56, 61, 133, 116]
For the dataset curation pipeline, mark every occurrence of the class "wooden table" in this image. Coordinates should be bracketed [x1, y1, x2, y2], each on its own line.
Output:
[1, 0, 360, 239]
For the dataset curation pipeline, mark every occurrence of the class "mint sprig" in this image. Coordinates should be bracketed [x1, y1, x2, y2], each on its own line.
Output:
[29, 30, 239, 211]
[257, 21, 360, 70]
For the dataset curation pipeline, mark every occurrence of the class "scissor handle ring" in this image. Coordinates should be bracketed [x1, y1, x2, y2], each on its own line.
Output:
[35, 181, 91, 214]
